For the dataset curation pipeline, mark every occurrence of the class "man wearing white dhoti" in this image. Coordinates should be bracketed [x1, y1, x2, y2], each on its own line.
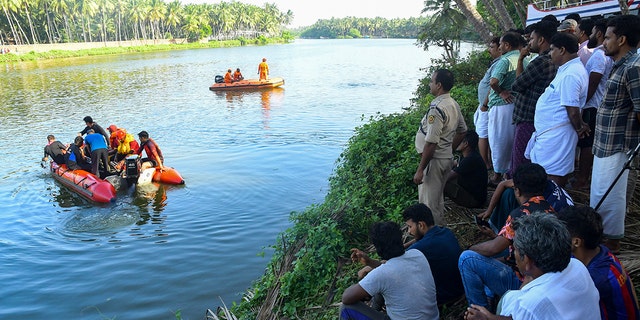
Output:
[529, 33, 589, 187]
[487, 32, 521, 185]
[590, 15, 640, 254]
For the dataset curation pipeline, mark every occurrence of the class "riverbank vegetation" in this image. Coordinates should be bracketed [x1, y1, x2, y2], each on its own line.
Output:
[0, 0, 292, 45]
[211, 51, 486, 320]
[0, 34, 293, 62]
[299, 17, 429, 39]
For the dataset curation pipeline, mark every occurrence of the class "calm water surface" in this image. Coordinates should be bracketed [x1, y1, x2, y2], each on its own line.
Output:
[0, 39, 476, 319]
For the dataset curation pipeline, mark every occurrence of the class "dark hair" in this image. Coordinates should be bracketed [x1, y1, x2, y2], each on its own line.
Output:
[550, 32, 579, 54]
[606, 15, 640, 47]
[565, 13, 581, 23]
[83, 116, 93, 123]
[402, 203, 435, 227]
[370, 222, 405, 260]
[47, 134, 55, 140]
[74, 136, 84, 146]
[513, 163, 547, 197]
[532, 20, 558, 44]
[524, 23, 537, 35]
[434, 69, 454, 91]
[138, 131, 149, 139]
[541, 14, 559, 26]
[593, 18, 608, 36]
[513, 213, 571, 273]
[501, 32, 522, 49]
[463, 130, 479, 151]
[578, 19, 594, 37]
[490, 36, 500, 46]
[557, 206, 603, 250]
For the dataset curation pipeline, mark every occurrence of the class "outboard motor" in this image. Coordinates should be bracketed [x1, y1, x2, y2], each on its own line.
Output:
[123, 155, 140, 185]
[214, 75, 224, 84]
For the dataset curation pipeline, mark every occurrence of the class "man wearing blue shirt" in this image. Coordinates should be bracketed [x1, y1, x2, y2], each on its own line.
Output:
[84, 129, 110, 177]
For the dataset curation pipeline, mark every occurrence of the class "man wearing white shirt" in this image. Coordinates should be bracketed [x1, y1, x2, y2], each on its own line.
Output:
[574, 18, 614, 190]
[464, 213, 600, 320]
[528, 33, 589, 187]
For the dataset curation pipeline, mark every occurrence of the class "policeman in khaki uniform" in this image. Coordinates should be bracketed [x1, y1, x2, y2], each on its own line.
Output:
[414, 69, 467, 225]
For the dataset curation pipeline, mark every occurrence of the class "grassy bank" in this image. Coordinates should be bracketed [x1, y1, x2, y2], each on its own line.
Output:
[221, 58, 482, 319]
[212, 50, 640, 319]
[0, 36, 291, 63]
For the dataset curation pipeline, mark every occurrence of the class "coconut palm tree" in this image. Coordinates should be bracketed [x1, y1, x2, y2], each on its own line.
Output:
[453, 0, 492, 42]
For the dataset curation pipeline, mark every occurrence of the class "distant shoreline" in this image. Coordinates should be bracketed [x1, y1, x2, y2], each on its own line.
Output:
[0, 37, 289, 62]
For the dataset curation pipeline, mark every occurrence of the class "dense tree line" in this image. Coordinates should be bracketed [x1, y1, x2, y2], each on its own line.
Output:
[299, 16, 429, 39]
[0, 0, 293, 45]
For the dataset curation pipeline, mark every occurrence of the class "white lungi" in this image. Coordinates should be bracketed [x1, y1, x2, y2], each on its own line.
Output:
[488, 103, 515, 174]
[590, 152, 628, 238]
[474, 107, 489, 139]
[530, 124, 577, 176]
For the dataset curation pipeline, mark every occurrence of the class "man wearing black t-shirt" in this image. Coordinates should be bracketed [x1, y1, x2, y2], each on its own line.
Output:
[444, 130, 487, 208]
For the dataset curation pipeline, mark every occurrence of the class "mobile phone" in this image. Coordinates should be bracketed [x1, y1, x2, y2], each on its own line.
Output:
[475, 216, 490, 228]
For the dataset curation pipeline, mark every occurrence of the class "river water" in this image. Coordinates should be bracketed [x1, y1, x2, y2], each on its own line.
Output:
[0, 39, 476, 319]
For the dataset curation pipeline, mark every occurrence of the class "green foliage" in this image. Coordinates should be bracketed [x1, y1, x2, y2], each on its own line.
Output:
[228, 46, 482, 320]
[347, 28, 362, 38]
[0, 0, 293, 46]
[299, 16, 429, 39]
[426, 50, 491, 86]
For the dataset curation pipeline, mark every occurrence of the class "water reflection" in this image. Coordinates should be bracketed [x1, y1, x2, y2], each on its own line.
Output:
[133, 183, 168, 215]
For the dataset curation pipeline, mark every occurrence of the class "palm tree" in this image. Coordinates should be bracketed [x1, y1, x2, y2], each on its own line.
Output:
[420, 0, 467, 61]
[452, 0, 492, 42]
[164, 0, 181, 38]
[1, 0, 21, 44]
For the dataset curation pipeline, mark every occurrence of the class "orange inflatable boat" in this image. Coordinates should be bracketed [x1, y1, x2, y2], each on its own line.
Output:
[50, 162, 117, 203]
[209, 77, 285, 91]
[153, 167, 185, 185]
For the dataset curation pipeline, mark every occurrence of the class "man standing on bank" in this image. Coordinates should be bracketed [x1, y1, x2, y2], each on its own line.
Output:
[413, 69, 467, 225]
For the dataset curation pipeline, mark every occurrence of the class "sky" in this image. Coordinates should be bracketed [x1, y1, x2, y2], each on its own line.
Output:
[185, 0, 427, 27]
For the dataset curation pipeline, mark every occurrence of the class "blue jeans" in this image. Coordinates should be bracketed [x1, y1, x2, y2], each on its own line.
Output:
[458, 250, 522, 307]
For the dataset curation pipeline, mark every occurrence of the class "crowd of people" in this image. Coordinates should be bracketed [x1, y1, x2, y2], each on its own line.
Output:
[42, 116, 165, 179]
[339, 13, 640, 320]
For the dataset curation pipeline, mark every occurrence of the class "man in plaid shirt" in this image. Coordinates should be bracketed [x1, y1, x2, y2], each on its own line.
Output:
[510, 21, 558, 178]
[590, 15, 640, 254]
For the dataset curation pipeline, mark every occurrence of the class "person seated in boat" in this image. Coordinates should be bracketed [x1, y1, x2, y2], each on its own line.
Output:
[78, 116, 110, 143]
[66, 136, 91, 171]
[111, 129, 141, 173]
[114, 129, 140, 162]
[84, 129, 111, 177]
[43, 134, 67, 165]
[224, 69, 233, 83]
[136, 131, 164, 172]
[233, 68, 244, 81]
[258, 58, 269, 81]
[106, 124, 121, 149]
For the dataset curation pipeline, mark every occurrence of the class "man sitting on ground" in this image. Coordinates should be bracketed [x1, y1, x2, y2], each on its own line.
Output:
[352, 203, 464, 306]
[465, 213, 600, 320]
[477, 174, 572, 232]
[445, 130, 487, 208]
[458, 163, 555, 309]
[341, 221, 438, 320]
[557, 206, 639, 319]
